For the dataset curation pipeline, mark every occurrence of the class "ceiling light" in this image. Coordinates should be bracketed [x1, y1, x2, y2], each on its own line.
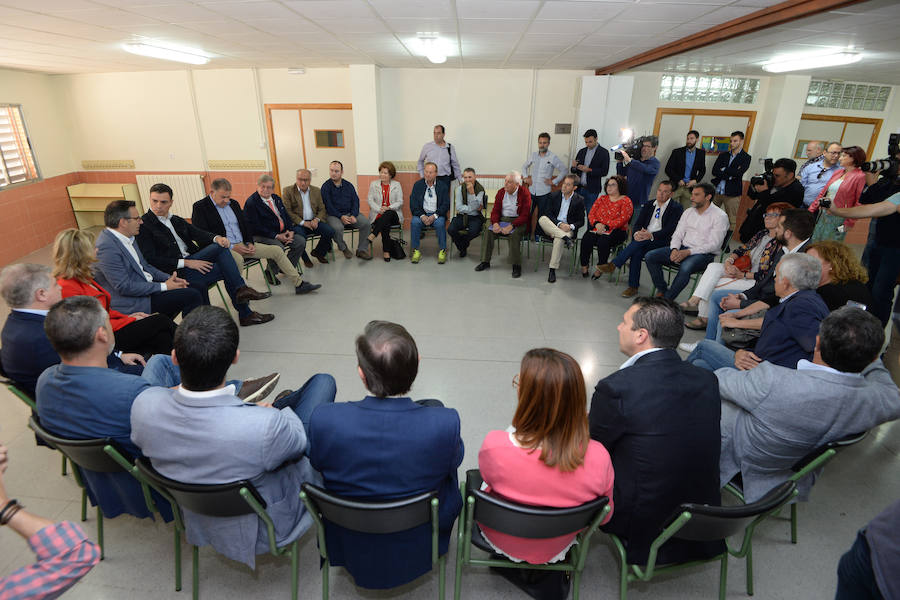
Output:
[762, 51, 861, 73]
[123, 42, 210, 65]
[288, 67, 306, 75]
[410, 33, 453, 64]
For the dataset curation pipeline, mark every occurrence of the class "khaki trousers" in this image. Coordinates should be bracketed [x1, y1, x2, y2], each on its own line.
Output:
[714, 194, 740, 230]
[672, 185, 692, 209]
[538, 216, 575, 269]
[230, 244, 303, 288]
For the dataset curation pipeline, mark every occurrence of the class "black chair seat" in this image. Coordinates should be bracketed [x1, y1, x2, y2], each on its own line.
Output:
[791, 431, 868, 472]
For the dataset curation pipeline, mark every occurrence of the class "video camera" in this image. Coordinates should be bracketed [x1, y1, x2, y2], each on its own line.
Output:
[750, 158, 775, 188]
[611, 134, 655, 162]
[859, 132, 900, 181]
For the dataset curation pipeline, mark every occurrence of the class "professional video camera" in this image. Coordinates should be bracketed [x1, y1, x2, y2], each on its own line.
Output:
[611, 134, 655, 162]
[750, 158, 775, 188]
[859, 132, 900, 181]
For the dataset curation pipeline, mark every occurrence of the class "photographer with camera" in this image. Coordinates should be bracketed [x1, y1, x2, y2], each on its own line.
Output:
[616, 136, 660, 226]
[738, 158, 804, 243]
[808, 145, 867, 242]
[711, 131, 752, 230]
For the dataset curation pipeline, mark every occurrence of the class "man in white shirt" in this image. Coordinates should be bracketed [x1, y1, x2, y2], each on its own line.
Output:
[417, 124, 462, 187]
[281, 169, 336, 264]
[523, 132, 567, 237]
[644, 182, 729, 300]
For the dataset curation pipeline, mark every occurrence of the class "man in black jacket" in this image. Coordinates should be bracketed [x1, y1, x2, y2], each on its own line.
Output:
[664, 130, 706, 209]
[570, 128, 609, 202]
[536, 174, 585, 282]
[738, 157, 804, 243]
[135, 183, 274, 326]
[711, 131, 752, 229]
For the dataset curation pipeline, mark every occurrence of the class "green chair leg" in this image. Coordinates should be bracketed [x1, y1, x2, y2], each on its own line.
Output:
[322, 559, 329, 600]
[791, 503, 798, 543]
[573, 569, 582, 600]
[174, 529, 182, 592]
[746, 541, 754, 595]
[81, 489, 87, 522]
[61, 455, 67, 476]
[453, 544, 463, 600]
[718, 554, 728, 600]
[192, 545, 200, 600]
[291, 541, 299, 600]
[438, 554, 446, 600]
[214, 283, 232, 316]
[97, 507, 104, 560]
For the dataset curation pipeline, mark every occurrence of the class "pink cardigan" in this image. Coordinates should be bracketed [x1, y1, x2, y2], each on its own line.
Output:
[477, 430, 614, 564]
[808, 168, 866, 229]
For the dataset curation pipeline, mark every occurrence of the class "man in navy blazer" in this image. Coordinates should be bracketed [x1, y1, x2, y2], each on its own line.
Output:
[589, 297, 723, 566]
[711, 131, 752, 229]
[664, 130, 707, 208]
[536, 174, 585, 282]
[571, 128, 610, 201]
[94, 200, 203, 319]
[307, 321, 464, 590]
[243, 174, 308, 272]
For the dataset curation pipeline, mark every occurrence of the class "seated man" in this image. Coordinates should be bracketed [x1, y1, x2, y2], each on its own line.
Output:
[717, 307, 900, 503]
[409, 161, 450, 264]
[281, 168, 335, 264]
[192, 178, 320, 296]
[244, 174, 309, 275]
[307, 320, 463, 589]
[536, 173, 585, 283]
[447, 167, 486, 258]
[475, 171, 532, 278]
[321, 160, 372, 260]
[131, 306, 336, 569]
[596, 181, 683, 297]
[687, 253, 829, 371]
[589, 297, 722, 566]
[644, 182, 729, 300]
[135, 183, 273, 327]
[94, 200, 203, 320]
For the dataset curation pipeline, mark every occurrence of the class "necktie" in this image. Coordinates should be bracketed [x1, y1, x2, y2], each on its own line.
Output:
[265, 197, 284, 231]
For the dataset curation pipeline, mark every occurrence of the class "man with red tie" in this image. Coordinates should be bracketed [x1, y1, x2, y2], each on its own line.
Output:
[244, 174, 308, 281]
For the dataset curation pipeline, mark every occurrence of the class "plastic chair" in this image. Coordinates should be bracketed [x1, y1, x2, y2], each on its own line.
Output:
[454, 469, 610, 600]
[299, 483, 445, 599]
[134, 458, 303, 600]
[532, 218, 586, 275]
[651, 229, 733, 297]
[213, 256, 271, 316]
[609, 481, 797, 600]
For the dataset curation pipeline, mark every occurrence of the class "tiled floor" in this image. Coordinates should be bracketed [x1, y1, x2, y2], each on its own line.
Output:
[2, 237, 899, 599]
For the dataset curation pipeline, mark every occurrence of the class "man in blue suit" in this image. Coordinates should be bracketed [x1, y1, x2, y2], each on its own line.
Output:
[243, 174, 310, 274]
[307, 320, 464, 590]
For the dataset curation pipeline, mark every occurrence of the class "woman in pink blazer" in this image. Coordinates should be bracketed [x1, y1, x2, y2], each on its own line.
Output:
[808, 145, 867, 241]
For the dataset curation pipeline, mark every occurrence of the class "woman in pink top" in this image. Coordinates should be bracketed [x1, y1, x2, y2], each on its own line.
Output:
[478, 348, 615, 567]
[808, 145, 867, 242]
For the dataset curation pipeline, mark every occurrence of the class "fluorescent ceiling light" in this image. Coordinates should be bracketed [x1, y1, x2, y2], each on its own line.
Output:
[410, 33, 453, 64]
[124, 42, 210, 65]
[762, 51, 861, 73]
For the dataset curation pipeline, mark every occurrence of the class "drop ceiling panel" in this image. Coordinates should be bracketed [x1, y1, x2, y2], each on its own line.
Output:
[456, 0, 542, 20]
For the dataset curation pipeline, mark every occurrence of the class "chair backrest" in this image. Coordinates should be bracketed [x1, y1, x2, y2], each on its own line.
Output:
[791, 430, 868, 473]
[135, 457, 265, 518]
[28, 416, 127, 473]
[720, 229, 734, 256]
[301, 483, 435, 534]
[470, 489, 609, 540]
[670, 481, 797, 542]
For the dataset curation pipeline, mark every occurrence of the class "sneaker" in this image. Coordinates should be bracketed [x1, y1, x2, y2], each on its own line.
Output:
[678, 341, 698, 353]
[411, 249, 421, 264]
[438, 250, 447, 264]
[295, 281, 322, 295]
[238, 373, 279, 403]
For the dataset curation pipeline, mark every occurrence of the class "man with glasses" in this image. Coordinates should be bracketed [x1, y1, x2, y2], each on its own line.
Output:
[409, 161, 450, 264]
[739, 157, 804, 243]
[800, 142, 841, 208]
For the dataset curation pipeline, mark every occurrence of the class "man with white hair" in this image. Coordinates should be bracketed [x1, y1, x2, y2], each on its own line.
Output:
[243, 174, 307, 274]
[686, 252, 829, 371]
[475, 171, 532, 278]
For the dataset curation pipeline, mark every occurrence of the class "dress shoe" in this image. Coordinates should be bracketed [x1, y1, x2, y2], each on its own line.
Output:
[342, 247, 353, 259]
[311, 250, 329, 264]
[302, 256, 314, 268]
[512, 264, 522, 278]
[239, 311, 275, 327]
[356, 249, 372, 260]
[235, 285, 271, 303]
[563, 236, 574, 250]
[475, 262, 490, 272]
[547, 268, 556, 283]
[596, 263, 616, 274]
[295, 281, 322, 295]
[273, 389, 293, 403]
[458, 248, 467, 258]
[264, 269, 281, 286]
[621, 286, 639, 298]
[238, 373, 279, 403]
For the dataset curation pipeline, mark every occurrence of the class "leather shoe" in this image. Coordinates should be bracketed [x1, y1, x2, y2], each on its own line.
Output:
[356, 249, 372, 260]
[512, 264, 522, 278]
[302, 256, 314, 268]
[295, 281, 322, 295]
[621, 286, 639, 298]
[235, 285, 271, 303]
[264, 269, 281, 286]
[237, 373, 279, 403]
[547, 268, 556, 283]
[596, 263, 616, 274]
[459, 248, 467, 258]
[342, 247, 353, 259]
[311, 250, 329, 264]
[475, 262, 490, 272]
[273, 389, 293, 403]
[239, 311, 275, 326]
[563, 237, 574, 250]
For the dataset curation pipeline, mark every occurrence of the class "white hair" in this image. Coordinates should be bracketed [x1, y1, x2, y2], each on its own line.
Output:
[506, 170, 523, 185]
[778, 253, 821, 291]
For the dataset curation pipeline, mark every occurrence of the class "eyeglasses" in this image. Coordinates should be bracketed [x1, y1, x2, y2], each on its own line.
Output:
[512, 374, 519, 389]
[427, 188, 434, 198]
[763, 212, 780, 218]
[816, 168, 831, 179]
[123, 216, 143, 221]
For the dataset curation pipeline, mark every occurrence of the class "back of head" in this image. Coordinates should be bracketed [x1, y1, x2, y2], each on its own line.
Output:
[512, 348, 589, 472]
[778, 253, 821, 291]
[355, 320, 418, 397]
[782, 208, 815, 241]
[818, 307, 883, 372]
[631, 297, 684, 348]
[0, 263, 52, 309]
[173, 306, 239, 391]
[52, 228, 96, 282]
[104, 200, 136, 229]
[807, 241, 868, 285]
[44, 296, 107, 360]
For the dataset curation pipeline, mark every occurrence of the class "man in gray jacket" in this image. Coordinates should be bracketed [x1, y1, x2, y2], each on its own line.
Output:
[716, 307, 900, 503]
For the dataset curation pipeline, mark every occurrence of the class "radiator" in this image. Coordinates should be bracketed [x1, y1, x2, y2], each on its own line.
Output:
[135, 174, 206, 219]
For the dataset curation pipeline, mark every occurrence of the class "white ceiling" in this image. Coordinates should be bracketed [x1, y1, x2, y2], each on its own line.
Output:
[0, 0, 895, 84]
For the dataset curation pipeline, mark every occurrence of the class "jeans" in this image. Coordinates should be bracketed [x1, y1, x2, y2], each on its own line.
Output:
[178, 243, 251, 319]
[835, 531, 883, 599]
[272, 373, 337, 431]
[644, 247, 715, 299]
[448, 214, 484, 252]
[612, 238, 669, 288]
[706, 288, 742, 341]
[141, 354, 241, 393]
[686, 339, 736, 372]
[410, 214, 447, 250]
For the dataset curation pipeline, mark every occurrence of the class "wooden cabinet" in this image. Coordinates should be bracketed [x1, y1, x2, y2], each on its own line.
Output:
[67, 183, 141, 230]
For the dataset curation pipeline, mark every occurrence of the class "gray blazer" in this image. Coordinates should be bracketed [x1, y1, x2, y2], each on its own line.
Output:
[130, 386, 320, 568]
[94, 228, 169, 314]
[716, 360, 900, 502]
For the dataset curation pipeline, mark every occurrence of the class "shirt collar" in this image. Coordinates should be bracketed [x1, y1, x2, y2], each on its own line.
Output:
[619, 347, 664, 370]
[797, 359, 862, 378]
[779, 290, 799, 303]
[655, 199, 670, 211]
[175, 384, 241, 407]
[787, 239, 809, 253]
[13, 308, 49, 316]
[297, 185, 309, 195]
[107, 227, 134, 245]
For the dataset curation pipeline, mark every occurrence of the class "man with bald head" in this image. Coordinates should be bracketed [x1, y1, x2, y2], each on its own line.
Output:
[475, 171, 532, 278]
[281, 168, 335, 264]
[799, 140, 825, 174]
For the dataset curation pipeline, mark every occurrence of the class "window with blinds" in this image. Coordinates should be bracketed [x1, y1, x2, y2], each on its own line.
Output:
[0, 104, 40, 188]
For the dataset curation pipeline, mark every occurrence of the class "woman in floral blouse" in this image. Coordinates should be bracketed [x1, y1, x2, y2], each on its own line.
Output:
[580, 175, 633, 279]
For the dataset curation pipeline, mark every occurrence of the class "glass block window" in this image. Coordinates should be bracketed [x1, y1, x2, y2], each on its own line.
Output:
[806, 80, 891, 111]
[660, 75, 760, 104]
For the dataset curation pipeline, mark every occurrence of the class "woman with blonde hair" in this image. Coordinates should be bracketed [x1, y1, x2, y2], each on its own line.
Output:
[806, 241, 873, 311]
[53, 228, 176, 356]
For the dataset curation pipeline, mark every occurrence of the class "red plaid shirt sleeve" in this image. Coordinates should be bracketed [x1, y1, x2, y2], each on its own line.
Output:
[0, 521, 100, 600]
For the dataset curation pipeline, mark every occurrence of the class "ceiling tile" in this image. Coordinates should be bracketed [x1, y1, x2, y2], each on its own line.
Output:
[315, 18, 390, 34]
[243, 18, 321, 34]
[384, 18, 457, 34]
[459, 19, 531, 34]
[693, 5, 759, 24]
[368, 0, 454, 18]
[528, 20, 603, 34]
[536, 2, 631, 21]
[456, 0, 542, 20]
[280, 0, 373, 20]
[203, 1, 304, 20]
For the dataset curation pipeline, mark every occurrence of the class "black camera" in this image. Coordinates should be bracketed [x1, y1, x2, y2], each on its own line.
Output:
[819, 197, 832, 209]
[859, 133, 900, 180]
[612, 135, 654, 161]
[750, 158, 775, 188]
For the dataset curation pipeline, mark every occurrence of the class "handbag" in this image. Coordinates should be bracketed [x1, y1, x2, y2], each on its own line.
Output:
[721, 310, 766, 350]
[389, 237, 406, 260]
[732, 254, 752, 272]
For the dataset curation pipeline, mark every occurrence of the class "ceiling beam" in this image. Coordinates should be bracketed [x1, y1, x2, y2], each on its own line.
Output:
[594, 0, 868, 75]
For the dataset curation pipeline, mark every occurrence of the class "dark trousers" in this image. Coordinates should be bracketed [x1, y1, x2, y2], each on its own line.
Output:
[580, 229, 627, 267]
[529, 193, 552, 238]
[836, 531, 883, 599]
[149, 288, 203, 319]
[272, 373, 337, 431]
[448, 214, 484, 251]
[113, 313, 176, 356]
[293, 221, 336, 258]
[866, 244, 900, 326]
[612, 238, 669, 288]
[177, 244, 250, 318]
[645, 246, 715, 299]
[369, 211, 400, 252]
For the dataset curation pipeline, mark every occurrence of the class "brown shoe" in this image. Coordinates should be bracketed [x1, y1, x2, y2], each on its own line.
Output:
[342, 247, 353, 259]
[238, 373, 279, 403]
[311, 250, 329, 264]
[621, 286, 639, 298]
[302, 256, 314, 269]
[273, 389, 293, 403]
[239, 311, 275, 326]
[235, 285, 271, 303]
[356, 249, 372, 260]
[597, 263, 616, 274]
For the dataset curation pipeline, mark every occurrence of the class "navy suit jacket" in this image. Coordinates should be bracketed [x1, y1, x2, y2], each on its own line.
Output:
[243, 192, 294, 239]
[664, 146, 707, 187]
[633, 200, 684, 245]
[539, 191, 586, 233]
[755, 290, 830, 368]
[94, 228, 170, 314]
[307, 396, 463, 589]
[589, 349, 724, 565]
[711, 150, 751, 197]
[571, 145, 610, 195]
[409, 179, 450, 219]
[191, 196, 254, 245]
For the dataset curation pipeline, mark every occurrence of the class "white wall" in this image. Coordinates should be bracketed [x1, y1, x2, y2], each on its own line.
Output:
[192, 69, 268, 165]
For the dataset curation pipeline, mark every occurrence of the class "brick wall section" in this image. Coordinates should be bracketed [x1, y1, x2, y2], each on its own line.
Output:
[0, 173, 79, 266]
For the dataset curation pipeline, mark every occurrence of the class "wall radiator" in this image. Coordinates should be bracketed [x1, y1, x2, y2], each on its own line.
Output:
[135, 174, 206, 219]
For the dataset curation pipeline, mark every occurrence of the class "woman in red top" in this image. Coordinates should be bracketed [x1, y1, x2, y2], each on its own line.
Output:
[580, 175, 633, 279]
[366, 161, 404, 261]
[52, 229, 176, 356]
[808, 145, 867, 242]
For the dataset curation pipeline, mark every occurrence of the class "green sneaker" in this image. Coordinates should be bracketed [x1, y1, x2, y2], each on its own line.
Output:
[411, 249, 421, 264]
[438, 249, 446, 264]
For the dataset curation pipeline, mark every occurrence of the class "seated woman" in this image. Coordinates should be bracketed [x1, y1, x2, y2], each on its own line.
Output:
[52, 228, 176, 356]
[681, 202, 790, 329]
[808, 146, 867, 242]
[478, 348, 614, 572]
[580, 175, 633, 279]
[366, 161, 404, 261]
[807, 241, 874, 311]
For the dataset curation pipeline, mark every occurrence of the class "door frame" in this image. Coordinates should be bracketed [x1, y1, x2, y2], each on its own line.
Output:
[798, 113, 883, 160]
[264, 103, 353, 191]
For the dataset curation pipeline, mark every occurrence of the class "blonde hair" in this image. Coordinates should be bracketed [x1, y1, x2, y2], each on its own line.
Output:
[52, 228, 96, 283]
[807, 241, 868, 285]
